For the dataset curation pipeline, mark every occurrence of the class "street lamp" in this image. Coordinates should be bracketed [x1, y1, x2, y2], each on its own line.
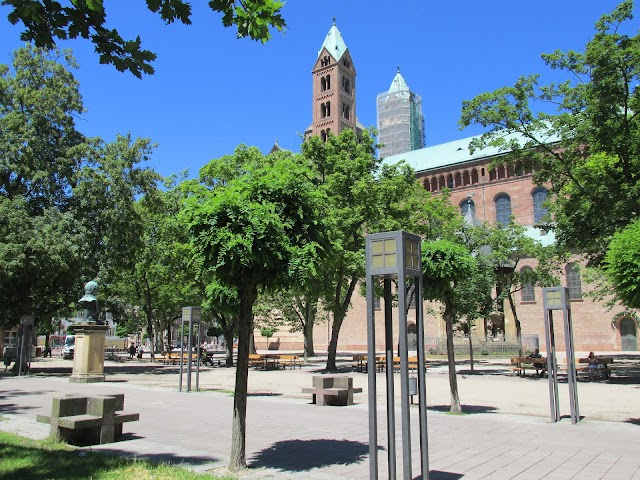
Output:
[365, 231, 429, 480]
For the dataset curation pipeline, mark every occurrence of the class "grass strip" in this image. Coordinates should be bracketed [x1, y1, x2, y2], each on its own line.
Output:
[0, 431, 233, 480]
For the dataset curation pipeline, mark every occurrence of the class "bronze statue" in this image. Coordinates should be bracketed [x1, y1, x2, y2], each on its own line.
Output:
[78, 280, 100, 324]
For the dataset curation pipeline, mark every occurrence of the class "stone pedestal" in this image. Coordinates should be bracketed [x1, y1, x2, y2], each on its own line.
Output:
[70, 324, 108, 383]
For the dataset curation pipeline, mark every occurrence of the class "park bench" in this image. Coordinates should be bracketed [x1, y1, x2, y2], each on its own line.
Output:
[559, 357, 615, 379]
[278, 354, 300, 369]
[37, 394, 139, 445]
[158, 352, 200, 365]
[351, 354, 367, 372]
[509, 357, 547, 377]
[302, 375, 363, 406]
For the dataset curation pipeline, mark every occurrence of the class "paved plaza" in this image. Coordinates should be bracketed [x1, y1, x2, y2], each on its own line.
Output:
[1, 354, 640, 479]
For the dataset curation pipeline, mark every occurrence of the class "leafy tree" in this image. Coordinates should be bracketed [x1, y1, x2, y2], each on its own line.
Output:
[108, 174, 200, 359]
[471, 222, 560, 356]
[459, 1, 640, 265]
[302, 129, 427, 370]
[202, 281, 240, 366]
[604, 219, 640, 309]
[0, 45, 85, 328]
[3, 0, 286, 77]
[421, 239, 475, 414]
[182, 146, 324, 471]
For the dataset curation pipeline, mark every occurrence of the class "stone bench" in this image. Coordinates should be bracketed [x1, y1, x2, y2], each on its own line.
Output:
[37, 394, 139, 445]
[302, 375, 363, 406]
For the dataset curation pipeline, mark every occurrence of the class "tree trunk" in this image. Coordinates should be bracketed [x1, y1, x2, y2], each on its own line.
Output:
[228, 285, 257, 472]
[508, 294, 523, 357]
[326, 316, 343, 371]
[223, 326, 235, 367]
[467, 329, 474, 373]
[303, 311, 315, 360]
[444, 301, 462, 414]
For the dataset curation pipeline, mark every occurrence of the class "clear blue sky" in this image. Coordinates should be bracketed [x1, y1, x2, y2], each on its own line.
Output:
[0, 1, 636, 178]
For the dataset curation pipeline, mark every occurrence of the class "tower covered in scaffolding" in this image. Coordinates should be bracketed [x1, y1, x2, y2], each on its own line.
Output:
[377, 69, 425, 159]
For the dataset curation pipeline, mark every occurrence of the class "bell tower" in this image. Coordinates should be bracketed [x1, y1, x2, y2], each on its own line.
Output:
[305, 19, 358, 142]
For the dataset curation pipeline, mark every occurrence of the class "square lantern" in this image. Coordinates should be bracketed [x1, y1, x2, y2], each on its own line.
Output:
[543, 287, 566, 310]
[367, 231, 422, 279]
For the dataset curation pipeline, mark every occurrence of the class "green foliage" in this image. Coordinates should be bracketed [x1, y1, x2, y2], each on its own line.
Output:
[604, 219, 640, 309]
[260, 326, 276, 338]
[301, 128, 442, 368]
[3, 0, 286, 77]
[459, 1, 640, 263]
[0, 45, 161, 329]
[421, 239, 475, 303]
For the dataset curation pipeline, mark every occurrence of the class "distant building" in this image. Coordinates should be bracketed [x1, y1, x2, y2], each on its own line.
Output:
[377, 68, 425, 159]
[304, 20, 364, 142]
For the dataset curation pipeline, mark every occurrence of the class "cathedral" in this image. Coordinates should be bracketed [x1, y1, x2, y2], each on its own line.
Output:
[274, 22, 639, 354]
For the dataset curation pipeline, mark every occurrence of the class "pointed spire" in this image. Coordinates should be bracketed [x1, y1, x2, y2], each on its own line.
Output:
[318, 19, 348, 61]
[389, 68, 409, 93]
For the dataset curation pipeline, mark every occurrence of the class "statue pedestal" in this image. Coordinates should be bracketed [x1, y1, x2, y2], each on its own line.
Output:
[70, 324, 108, 383]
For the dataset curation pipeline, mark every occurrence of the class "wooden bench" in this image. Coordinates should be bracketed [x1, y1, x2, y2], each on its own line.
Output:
[510, 357, 547, 377]
[37, 394, 139, 445]
[351, 354, 367, 372]
[573, 357, 614, 379]
[249, 354, 265, 369]
[278, 354, 300, 369]
[158, 352, 200, 365]
[302, 375, 363, 406]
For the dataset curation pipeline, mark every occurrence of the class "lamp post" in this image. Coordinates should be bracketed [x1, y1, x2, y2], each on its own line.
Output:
[542, 287, 579, 424]
[366, 231, 429, 480]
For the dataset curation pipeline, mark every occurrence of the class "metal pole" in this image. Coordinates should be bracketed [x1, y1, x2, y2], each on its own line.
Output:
[415, 274, 430, 479]
[384, 279, 396, 479]
[563, 307, 579, 423]
[366, 274, 378, 480]
[187, 311, 193, 392]
[196, 321, 201, 392]
[179, 314, 185, 392]
[397, 271, 412, 480]
[544, 311, 559, 422]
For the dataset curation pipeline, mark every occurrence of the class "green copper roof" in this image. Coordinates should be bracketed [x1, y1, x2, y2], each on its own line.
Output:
[382, 130, 562, 173]
[319, 22, 348, 61]
[388, 69, 409, 93]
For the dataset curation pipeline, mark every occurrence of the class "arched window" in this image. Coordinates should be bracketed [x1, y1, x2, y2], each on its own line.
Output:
[495, 194, 512, 226]
[532, 187, 549, 224]
[431, 177, 438, 191]
[321, 130, 327, 142]
[521, 267, 535, 302]
[326, 101, 331, 116]
[454, 172, 462, 187]
[326, 75, 331, 90]
[423, 178, 430, 191]
[566, 263, 582, 299]
[342, 104, 350, 120]
[321, 77, 326, 92]
[446, 174, 454, 189]
[460, 199, 475, 217]
[471, 169, 479, 184]
[321, 103, 327, 118]
[343, 77, 351, 94]
[463, 170, 470, 186]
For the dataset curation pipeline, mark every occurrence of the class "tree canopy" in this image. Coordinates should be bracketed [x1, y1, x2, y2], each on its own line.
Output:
[182, 146, 325, 470]
[459, 1, 640, 264]
[604, 219, 640, 309]
[3, 0, 286, 77]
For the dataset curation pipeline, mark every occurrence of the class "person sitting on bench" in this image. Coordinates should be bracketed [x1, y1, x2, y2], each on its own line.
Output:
[528, 349, 545, 377]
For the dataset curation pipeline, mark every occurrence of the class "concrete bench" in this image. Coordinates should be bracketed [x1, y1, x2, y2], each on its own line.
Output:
[302, 375, 363, 406]
[37, 394, 139, 445]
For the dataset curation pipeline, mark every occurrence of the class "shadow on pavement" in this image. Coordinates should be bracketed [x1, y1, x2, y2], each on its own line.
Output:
[250, 438, 369, 471]
[428, 404, 497, 414]
[625, 418, 640, 426]
[0, 389, 53, 415]
[428, 471, 464, 480]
